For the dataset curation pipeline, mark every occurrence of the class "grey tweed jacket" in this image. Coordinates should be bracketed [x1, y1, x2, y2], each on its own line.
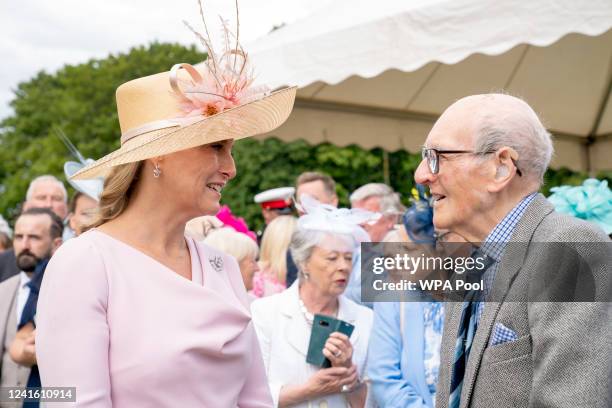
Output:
[435, 194, 611, 408]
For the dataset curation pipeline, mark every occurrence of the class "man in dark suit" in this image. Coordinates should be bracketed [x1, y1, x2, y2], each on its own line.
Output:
[414, 94, 610, 408]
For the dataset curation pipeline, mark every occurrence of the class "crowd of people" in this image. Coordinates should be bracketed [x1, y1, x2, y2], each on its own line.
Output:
[0, 4, 610, 407]
[0, 126, 610, 407]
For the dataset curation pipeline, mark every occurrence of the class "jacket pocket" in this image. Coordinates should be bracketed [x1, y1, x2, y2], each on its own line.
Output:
[482, 333, 532, 366]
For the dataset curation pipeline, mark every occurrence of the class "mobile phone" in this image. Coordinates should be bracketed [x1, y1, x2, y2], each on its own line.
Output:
[306, 314, 355, 368]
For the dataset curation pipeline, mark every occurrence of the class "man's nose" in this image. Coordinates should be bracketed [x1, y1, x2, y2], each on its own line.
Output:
[21, 237, 32, 249]
[414, 159, 435, 185]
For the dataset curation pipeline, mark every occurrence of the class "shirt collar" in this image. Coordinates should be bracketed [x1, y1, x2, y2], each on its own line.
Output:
[19, 271, 31, 289]
[480, 193, 537, 261]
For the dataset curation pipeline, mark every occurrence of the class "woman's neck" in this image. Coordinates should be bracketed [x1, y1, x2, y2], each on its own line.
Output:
[299, 283, 338, 316]
[99, 191, 192, 257]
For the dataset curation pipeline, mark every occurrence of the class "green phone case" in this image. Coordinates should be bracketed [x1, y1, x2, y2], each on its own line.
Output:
[306, 314, 355, 368]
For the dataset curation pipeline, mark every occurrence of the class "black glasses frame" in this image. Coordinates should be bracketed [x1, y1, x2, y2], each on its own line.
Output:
[421, 147, 522, 177]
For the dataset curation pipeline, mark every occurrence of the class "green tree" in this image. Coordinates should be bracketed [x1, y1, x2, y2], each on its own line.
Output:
[0, 42, 206, 219]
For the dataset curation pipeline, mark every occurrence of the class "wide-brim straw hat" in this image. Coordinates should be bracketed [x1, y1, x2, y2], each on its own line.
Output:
[72, 63, 296, 180]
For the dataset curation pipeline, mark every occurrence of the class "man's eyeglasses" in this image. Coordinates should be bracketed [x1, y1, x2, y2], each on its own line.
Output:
[421, 147, 522, 177]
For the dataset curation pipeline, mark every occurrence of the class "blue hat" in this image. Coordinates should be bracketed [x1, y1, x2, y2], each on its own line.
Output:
[57, 128, 104, 201]
[402, 184, 435, 244]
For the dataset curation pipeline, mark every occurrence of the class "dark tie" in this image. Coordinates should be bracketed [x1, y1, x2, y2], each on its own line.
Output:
[448, 250, 493, 408]
[448, 298, 478, 408]
[18, 258, 48, 408]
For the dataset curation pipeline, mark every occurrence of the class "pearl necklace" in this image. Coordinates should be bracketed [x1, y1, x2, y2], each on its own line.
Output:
[298, 297, 338, 325]
[298, 297, 315, 325]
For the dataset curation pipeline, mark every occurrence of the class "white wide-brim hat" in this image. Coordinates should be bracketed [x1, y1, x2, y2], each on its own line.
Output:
[72, 63, 296, 180]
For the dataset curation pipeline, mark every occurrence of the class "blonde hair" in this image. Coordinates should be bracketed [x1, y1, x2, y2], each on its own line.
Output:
[87, 162, 143, 229]
[203, 227, 259, 262]
[259, 215, 297, 283]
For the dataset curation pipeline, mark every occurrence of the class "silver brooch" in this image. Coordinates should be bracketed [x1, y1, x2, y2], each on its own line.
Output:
[209, 256, 224, 272]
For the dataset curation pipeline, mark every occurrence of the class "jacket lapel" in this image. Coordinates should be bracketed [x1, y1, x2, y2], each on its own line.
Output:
[282, 283, 310, 357]
[437, 301, 463, 406]
[0, 276, 20, 362]
[459, 194, 553, 407]
[337, 296, 361, 345]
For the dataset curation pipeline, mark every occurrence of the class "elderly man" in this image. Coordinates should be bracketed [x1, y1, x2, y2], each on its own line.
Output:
[344, 183, 405, 306]
[0, 208, 63, 406]
[414, 94, 610, 408]
[350, 183, 404, 242]
[22, 175, 68, 220]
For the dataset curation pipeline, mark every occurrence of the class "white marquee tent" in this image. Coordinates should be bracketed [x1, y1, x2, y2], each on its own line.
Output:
[249, 0, 612, 172]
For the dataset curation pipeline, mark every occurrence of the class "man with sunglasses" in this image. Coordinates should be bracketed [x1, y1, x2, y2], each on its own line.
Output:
[415, 93, 610, 408]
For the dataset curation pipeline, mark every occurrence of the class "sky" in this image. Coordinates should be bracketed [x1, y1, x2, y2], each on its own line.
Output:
[0, 0, 333, 120]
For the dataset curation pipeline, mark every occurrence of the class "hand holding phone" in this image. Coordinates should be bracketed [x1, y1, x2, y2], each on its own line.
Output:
[306, 314, 355, 368]
[323, 332, 353, 368]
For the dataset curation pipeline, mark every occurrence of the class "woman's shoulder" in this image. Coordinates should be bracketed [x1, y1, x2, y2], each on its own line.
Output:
[251, 289, 284, 311]
[251, 285, 294, 316]
[50, 230, 105, 264]
[43, 230, 110, 297]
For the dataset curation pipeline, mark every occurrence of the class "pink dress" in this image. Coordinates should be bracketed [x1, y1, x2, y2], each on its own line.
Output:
[35, 229, 273, 407]
[250, 265, 286, 298]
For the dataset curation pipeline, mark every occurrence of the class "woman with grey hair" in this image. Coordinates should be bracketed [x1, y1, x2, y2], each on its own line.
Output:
[251, 197, 375, 407]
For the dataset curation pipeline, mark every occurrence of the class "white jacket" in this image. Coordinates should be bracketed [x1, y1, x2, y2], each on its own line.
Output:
[251, 282, 374, 408]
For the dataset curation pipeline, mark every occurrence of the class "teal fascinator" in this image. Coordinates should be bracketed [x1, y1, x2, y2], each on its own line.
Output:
[548, 178, 612, 235]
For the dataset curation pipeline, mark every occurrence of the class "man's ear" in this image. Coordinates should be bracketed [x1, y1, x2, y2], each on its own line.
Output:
[487, 147, 518, 193]
[51, 237, 63, 254]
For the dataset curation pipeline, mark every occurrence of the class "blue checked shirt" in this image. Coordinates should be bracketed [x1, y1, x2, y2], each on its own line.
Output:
[475, 193, 536, 322]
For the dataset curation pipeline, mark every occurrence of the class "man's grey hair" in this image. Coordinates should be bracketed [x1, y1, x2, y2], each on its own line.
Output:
[26, 175, 68, 203]
[349, 183, 405, 214]
[474, 95, 553, 185]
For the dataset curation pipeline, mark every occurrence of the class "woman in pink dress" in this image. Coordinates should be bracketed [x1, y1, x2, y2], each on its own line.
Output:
[34, 7, 296, 407]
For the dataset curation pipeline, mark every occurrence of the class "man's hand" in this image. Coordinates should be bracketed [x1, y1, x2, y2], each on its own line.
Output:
[9, 322, 37, 367]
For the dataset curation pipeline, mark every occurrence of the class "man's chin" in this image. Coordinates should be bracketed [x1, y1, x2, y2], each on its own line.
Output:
[432, 214, 450, 231]
[17, 263, 37, 273]
[17, 256, 40, 272]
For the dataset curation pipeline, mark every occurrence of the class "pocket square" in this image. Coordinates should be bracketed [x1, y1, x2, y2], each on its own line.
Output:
[490, 322, 518, 346]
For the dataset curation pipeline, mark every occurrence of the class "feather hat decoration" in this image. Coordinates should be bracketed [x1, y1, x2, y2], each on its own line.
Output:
[178, 0, 270, 117]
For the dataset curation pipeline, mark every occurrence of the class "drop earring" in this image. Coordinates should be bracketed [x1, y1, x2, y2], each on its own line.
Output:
[153, 163, 162, 178]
